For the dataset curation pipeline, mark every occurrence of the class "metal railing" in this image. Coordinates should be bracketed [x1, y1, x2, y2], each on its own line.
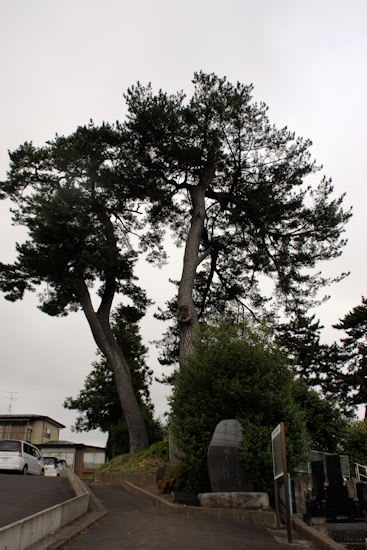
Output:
[354, 462, 367, 482]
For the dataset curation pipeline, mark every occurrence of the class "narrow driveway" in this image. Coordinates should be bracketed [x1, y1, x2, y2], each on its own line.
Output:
[0, 473, 75, 527]
[62, 484, 315, 550]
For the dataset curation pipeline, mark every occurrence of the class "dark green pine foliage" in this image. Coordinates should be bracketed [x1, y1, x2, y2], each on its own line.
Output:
[332, 297, 367, 416]
[64, 305, 162, 458]
[275, 313, 344, 395]
[292, 378, 349, 452]
[124, 72, 352, 360]
[0, 122, 144, 315]
[276, 313, 355, 422]
[276, 314, 328, 382]
[342, 420, 367, 466]
[0, 123, 151, 452]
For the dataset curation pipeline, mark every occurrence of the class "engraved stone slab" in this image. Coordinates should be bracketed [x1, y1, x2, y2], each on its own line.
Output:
[207, 419, 254, 492]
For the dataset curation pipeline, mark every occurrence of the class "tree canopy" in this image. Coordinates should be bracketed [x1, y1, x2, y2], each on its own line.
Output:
[0, 123, 150, 452]
[124, 71, 351, 360]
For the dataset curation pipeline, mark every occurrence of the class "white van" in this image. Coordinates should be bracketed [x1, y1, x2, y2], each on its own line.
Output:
[0, 440, 44, 475]
[43, 456, 68, 477]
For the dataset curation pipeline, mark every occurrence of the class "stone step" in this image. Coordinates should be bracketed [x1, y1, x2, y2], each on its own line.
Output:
[344, 542, 367, 550]
[328, 522, 367, 543]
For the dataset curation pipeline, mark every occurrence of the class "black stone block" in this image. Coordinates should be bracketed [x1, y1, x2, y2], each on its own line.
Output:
[326, 454, 344, 488]
[326, 486, 349, 518]
[172, 491, 200, 506]
[311, 460, 325, 501]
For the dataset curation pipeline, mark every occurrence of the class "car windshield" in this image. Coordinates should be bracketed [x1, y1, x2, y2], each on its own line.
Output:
[0, 441, 19, 451]
[43, 457, 57, 465]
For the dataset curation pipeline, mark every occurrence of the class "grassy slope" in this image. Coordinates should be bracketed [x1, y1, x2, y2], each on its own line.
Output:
[98, 440, 169, 474]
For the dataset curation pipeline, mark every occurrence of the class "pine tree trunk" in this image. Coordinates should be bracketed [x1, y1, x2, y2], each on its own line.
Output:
[77, 283, 149, 453]
[177, 167, 214, 361]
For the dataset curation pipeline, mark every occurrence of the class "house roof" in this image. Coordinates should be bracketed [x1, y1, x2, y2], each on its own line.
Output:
[39, 439, 105, 451]
[0, 414, 65, 429]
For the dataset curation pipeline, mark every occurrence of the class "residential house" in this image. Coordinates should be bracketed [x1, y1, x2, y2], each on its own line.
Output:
[0, 414, 65, 445]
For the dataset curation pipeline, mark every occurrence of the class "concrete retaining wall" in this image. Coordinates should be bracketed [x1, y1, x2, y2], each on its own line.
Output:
[94, 471, 155, 488]
[121, 481, 276, 526]
[121, 480, 351, 549]
[292, 517, 347, 550]
[0, 471, 89, 550]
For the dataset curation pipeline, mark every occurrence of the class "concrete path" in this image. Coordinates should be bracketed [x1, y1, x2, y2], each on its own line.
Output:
[61, 485, 316, 550]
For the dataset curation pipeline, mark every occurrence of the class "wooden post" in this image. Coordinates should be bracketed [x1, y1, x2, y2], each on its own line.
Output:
[274, 478, 281, 529]
[280, 422, 292, 543]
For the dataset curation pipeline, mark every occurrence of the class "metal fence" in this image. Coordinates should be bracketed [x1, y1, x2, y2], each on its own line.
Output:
[295, 450, 350, 479]
[354, 462, 367, 482]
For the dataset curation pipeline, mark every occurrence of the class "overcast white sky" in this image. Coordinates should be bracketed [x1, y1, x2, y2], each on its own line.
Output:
[0, 0, 366, 446]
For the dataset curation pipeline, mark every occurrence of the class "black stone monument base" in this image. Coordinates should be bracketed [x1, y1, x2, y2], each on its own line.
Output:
[326, 486, 349, 520]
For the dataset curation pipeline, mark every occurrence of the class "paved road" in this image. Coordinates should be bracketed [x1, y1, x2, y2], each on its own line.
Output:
[62, 484, 316, 550]
[0, 473, 75, 527]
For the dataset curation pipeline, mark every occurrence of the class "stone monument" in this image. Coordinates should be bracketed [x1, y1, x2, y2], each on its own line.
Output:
[200, 419, 269, 511]
[207, 419, 254, 492]
[325, 454, 348, 519]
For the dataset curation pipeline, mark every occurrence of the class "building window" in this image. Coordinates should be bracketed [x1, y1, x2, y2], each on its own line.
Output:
[0, 425, 12, 439]
[42, 427, 51, 439]
[83, 452, 105, 469]
[0, 423, 29, 440]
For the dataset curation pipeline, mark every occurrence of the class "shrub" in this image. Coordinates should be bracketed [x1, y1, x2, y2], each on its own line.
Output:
[169, 319, 309, 492]
[342, 420, 367, 466]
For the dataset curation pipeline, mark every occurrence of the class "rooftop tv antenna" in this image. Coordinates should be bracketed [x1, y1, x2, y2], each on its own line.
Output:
[4, 391, 19, 413]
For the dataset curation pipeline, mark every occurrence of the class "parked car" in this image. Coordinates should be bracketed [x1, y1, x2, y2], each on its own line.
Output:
[0, 440, 44, 475]
[43, 456, 68, 477]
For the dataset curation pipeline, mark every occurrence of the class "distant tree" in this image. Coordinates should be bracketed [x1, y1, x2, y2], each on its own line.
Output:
[275, 313, 357, 418]
[332, 297, 367, 418]
[292, 378, 349, 452]
[341, 420, 367, 466]
[0, 124, 149, 452]
[64, 305, 163, 457]
[276, 314, 329, 382]
[124, 71, 351, 361]
[299, 298, 367, 417]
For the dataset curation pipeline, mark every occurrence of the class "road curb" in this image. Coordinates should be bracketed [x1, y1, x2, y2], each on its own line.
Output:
[18, 479, 347, 550]
[122, 481, 348, 549]
[28, 480, 108, 550]
[292, 517, 347, 550]
[121, 480, 276, 526]
[0, 472, 90, 550]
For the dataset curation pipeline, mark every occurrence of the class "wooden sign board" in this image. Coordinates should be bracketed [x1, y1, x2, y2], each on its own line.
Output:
[271, 422, 292, 543]
[271, 423, 284, 480]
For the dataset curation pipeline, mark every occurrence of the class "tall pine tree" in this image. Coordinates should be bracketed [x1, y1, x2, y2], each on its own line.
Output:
[124, 72, 351, 361]
[0, 124, 150, 452]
